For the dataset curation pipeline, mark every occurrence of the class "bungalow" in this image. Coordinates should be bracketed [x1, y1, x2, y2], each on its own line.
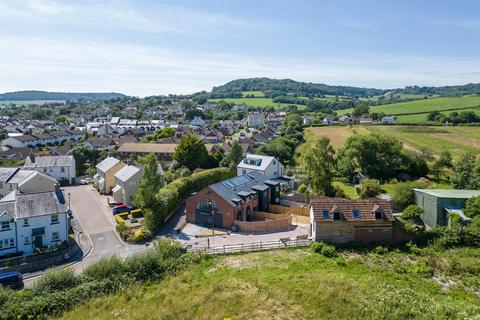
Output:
[95, 157, 125, 194]
[237, 154, 284, 179]
[186, 171, 281, 229]
[310, 197, 394, 244]
[24, 155, 76, 184]
[0, 186, 69, 256]
[112, 165, 143, 204]
[381, 116, 396, 124]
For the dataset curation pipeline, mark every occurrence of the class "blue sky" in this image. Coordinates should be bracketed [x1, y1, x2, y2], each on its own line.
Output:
[0, 0, 479, 96]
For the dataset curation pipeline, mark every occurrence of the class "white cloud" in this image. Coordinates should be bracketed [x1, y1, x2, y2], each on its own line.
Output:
[1, 36, 479, 96]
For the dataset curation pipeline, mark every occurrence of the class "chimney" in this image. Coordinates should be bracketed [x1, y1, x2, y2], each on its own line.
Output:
[54, 183, 61, 193]
[29, 153, 35, 163]
[127, 160, 132, 166]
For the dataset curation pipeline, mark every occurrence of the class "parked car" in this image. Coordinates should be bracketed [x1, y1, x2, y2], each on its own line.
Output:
[112, 205, 135, 215]
[0, 271, 23, 290]
[113, 203, 128, 209]
[80, 178, 92, 185]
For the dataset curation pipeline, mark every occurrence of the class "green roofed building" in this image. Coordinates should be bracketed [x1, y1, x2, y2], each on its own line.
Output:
[413, 189, 480, 227]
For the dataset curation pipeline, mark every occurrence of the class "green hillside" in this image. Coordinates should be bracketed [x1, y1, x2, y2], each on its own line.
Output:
[338, 95, 480, 116]
[209, 97, 306, 110]
[57, 247, 480, 320]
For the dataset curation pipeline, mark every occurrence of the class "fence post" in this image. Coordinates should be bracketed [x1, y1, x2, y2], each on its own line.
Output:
[223, 244, 225, 254]
[260, 241, 262, 250]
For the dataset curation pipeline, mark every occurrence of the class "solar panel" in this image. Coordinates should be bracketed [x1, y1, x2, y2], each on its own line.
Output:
[223, 174, 254, 189]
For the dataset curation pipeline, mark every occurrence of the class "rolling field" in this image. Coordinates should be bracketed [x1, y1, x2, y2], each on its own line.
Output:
[209, 97, 306, 110]
[0, 99, 64, 106]
[338, 95, 480, 118]
[308, 125, 480, 157]
[242, 90, 265, 97]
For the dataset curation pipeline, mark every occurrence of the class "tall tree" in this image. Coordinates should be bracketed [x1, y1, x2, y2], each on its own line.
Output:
[173, 134, 208, 171]
[133, 153, 162, 230]
[220, 141, 244, 168]
[298, 136, 336, 196]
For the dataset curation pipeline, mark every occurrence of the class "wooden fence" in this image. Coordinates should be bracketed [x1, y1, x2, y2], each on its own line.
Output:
[270, 204, 309, 216]
[186, 237, 312, 255]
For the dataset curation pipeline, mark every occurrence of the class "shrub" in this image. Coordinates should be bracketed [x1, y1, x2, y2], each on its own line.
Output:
[359, 178, 381, 199]
[311, 241, 337, 257]
[401, 205, 424, 220]
[129, 227, 151, 243]
[374, 245, 388, 255]
[82, 255, 125, 281]
[391, 181, 428, 209]
[116, 222, 131, 240]
[32, 268, 79, 294]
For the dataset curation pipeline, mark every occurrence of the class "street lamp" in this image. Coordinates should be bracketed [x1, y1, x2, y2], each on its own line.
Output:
[68, 192, 71, 211]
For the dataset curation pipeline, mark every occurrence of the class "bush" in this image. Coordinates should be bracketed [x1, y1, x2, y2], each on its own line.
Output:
[401, 205, 424, 220]
[116, 222, 131, 240]
[128, 227, 151, 243]
[82, 255, 125, 281]
[311, 241, 337, 257]
[32, 268, 79, 295]
[374, 245, 388, 255]
[359, 178, 381, 199]
[391, 181, 428, 209]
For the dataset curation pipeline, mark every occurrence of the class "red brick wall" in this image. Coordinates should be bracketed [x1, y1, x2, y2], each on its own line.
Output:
[185, 187, 261, 229]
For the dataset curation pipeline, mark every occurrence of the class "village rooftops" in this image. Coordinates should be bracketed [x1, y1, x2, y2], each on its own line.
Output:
[96, 156, 121, 172]
[118, 143, 217, 154]
[413, 189, 480, 199]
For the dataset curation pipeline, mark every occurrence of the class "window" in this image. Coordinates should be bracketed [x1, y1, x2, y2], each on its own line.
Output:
[24, 236, 30, 245]
[273, 160, 276, 165]
[52, 232, 60, 242]
[60, 167, 65, 173]
[242, 169, 247, 175]
[1, 221, 10, 231]
[333, 212, 341, 221]
[322, 210, 330, 220]
[352, 210, 361, 219]
[375, 211, 383, 220]
[51, 214, 59, 224]
[8, 184, 12, 190]
[0, 238, 14, 249]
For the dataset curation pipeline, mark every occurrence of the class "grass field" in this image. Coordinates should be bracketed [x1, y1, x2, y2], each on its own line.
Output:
[209, 97, 306, 110]
[57, 247, 480, 319]
[338, 95, 480, 118]
[307, 125, 480, 157]
[0, 99, 64, 106]
[242, 91, 265, 97]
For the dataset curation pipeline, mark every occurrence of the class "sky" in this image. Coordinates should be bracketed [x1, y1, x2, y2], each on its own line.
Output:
[0, 0, 479, 97]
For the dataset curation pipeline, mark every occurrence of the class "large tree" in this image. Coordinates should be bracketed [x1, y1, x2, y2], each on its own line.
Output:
[220, 141, 243, 168]
[298, 136, 336, 196]
[173, 134, 208, 171]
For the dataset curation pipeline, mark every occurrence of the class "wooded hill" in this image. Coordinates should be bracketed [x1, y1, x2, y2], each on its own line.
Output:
[0, 90, 126, 102]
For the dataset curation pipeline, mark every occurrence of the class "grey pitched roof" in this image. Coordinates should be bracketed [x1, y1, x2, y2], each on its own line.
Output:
[24, 155, 74, 168]
[7, 169, 37, 184]
[96, 157, 121, 172]
[114, 165, 141, 182]
[0, 168, 19, 182]
[209, 171, 272, 206]
[0, 191, 67, 219]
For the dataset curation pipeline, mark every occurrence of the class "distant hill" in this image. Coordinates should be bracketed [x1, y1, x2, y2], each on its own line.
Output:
[204, 78, 480, 99]
[209, 77, 385, 98]
[0, 90, 127, 102]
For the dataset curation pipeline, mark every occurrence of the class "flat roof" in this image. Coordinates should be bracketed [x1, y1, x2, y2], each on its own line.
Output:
[414, 189, 480, 199]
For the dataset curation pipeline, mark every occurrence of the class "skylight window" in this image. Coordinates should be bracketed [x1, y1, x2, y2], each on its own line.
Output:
[322, 210, 329, 219]
[352, 210, 361, 219]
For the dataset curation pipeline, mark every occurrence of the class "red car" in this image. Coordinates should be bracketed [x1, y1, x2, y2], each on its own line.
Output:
[113, 203, 128, 209]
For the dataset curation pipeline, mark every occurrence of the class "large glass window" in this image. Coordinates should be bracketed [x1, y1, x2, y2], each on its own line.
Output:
[1, 221, 10, 231]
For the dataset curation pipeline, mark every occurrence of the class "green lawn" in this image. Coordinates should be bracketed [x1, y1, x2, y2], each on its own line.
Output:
[242, 91, 265, 97]
[57, 247, 480, 320]
[209, 97, 306, 110]
[338, 95, 480, 116]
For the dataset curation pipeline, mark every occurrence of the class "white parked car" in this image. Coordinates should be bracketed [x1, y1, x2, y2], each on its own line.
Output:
[80, 178, 92, 185]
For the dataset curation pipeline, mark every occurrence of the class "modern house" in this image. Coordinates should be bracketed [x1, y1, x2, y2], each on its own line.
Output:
[186, 171, 281, 229]
[0, 186, 69, 256]
[309, 197, 394, 244]
[95, 157, 125, 194]
[112, 165, 143, 204]
[237, 154, 284, 179]
[413, 189, 480, 227]
[24, 155, 76, 184]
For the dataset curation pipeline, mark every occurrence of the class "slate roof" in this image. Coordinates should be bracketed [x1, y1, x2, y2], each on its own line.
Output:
[12, 135, 38, 142]
[0, 191, 67, 219]
[7, 170, 37, 184]
[209, 171, 274, 207]
[310, 197, 393, 222]
[96, 157, 121, 172]
[24, 155, 74, 168]
[0, 168, 19, 182]
[114, 165, 141, 182]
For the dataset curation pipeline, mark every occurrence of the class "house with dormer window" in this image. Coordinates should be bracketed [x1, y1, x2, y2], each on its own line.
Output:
[236, 154, 284, 179]
[309, 197, 394, 244]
